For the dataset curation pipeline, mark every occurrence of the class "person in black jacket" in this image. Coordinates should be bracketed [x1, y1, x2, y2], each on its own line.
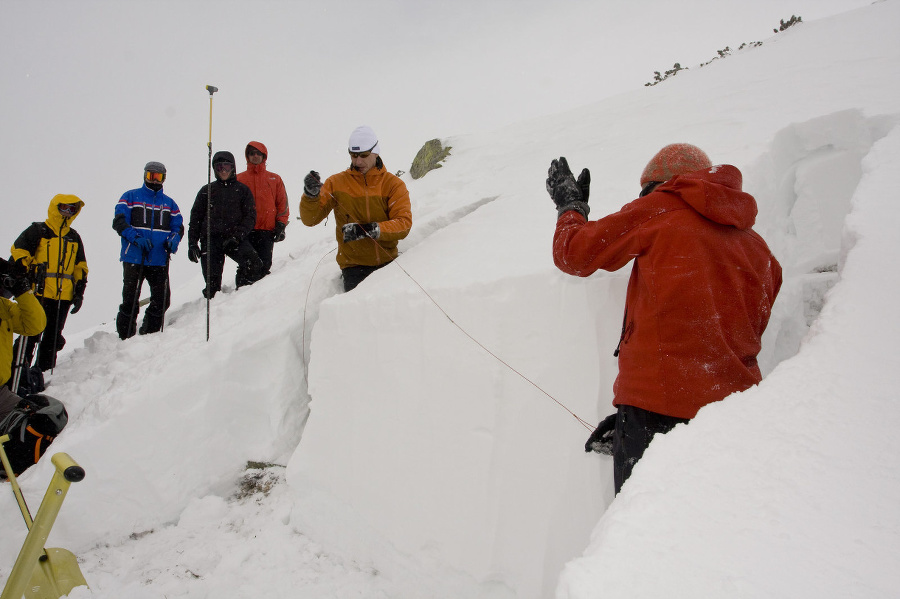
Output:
[187, 151, 263, 299]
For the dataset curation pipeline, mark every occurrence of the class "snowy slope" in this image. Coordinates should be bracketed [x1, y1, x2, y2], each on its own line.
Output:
[291, 2, 900, 598]
[0, 1, 898, 598]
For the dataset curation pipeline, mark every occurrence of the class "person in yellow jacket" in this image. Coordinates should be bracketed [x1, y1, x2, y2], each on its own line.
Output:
[10, 194, 88, 372]
[1, 257, 47, 405]
[300, 126, 412, 291]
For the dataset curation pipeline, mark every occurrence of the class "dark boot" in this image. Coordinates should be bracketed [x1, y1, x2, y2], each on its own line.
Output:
[116, 309, 137, 340]
[140, 309, 164, 335]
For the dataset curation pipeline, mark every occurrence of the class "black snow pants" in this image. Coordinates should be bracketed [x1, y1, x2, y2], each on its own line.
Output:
[341, 263, 389, 292]
[613, 404, 690, 494]
[200, 236, 264, 298]
[116, 262, 170, 340]
[20, 296, 72, 372]
[247, 229, 275, 277]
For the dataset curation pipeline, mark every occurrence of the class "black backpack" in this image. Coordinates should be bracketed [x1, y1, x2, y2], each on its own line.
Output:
[0, 394, 68, 478]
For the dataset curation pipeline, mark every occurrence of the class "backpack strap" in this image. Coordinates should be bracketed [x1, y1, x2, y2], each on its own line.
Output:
[25, 425, 53, 464]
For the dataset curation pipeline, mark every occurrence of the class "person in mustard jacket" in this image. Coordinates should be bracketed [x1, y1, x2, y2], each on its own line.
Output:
[1, 257, 47, 401]
[300, 126, 412, 291]
[237, 141, 289, 278]
[547, 144, 782, 494]
[10, 194, 88, 372]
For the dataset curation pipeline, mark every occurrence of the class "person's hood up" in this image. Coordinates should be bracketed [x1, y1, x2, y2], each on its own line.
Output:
[46, 193, 85, 235]
[213, 150, 237, 180]
[245, 141, 268, 168]
[656, 164, 758, 230]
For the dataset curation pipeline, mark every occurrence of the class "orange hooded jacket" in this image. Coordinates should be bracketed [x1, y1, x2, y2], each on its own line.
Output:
[554, 165, 782, 419]
[237, 141, 290, 231]
[300, 162, 412, 269]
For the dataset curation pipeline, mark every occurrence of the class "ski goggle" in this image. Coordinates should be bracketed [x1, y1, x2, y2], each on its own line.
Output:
[349, 141, 377, 159]
[58, 203, 79, 216]
[145, 171, 166, 183]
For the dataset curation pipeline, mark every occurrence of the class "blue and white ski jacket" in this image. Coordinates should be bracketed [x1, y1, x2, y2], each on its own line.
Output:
[113, 184, 184, 266]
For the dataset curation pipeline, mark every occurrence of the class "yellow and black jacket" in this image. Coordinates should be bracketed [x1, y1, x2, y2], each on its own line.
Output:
[11, 194, 89, 302]
[0, 291, 46, 386]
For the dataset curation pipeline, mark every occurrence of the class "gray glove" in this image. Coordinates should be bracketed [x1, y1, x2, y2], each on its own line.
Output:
[342, 222, 380, 242]
[585, 413, 616, 455]
[304, 171, 322, 198]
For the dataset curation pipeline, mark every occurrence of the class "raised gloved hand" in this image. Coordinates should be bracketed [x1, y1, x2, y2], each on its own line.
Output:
[304, 171, 322, 198]
[546, 157, 591, 219]
[222, 237, 240, 253]
[1, 258, 32, 297]
[273, 221, 286, 243]
[188, 244, 201, 263]
[342, 222, 380, 242]
[70, 279, 86, 314]
[133, 234, 153, 253]
[166, 233, 181, 254]
[584, 413, 617, 455]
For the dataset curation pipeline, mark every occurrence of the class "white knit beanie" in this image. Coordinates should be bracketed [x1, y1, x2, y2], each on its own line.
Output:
[348, 126, 380, 155]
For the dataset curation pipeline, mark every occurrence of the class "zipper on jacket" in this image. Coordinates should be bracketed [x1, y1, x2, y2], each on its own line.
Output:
[613, 308, 629, 357]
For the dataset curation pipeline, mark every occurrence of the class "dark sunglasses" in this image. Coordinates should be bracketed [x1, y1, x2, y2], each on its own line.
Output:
[349, 151, 371, 159]
[58, 203, 79, 216]
[214, 162, 233, 171]
[247, 148, 264, 157]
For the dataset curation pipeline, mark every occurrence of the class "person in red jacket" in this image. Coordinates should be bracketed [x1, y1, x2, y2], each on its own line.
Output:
[236, 141, 289, 278]
[547, 144, 782, 494]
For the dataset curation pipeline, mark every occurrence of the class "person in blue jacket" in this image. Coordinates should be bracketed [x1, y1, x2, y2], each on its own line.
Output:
[112, 161, 184, 339]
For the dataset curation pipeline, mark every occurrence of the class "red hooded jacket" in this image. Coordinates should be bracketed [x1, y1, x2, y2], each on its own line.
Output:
[553, 165, 782, 419]
[237, 141, 289, 231]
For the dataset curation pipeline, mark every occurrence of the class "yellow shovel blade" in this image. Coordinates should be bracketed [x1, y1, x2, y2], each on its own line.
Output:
[24, 548, 88, 599]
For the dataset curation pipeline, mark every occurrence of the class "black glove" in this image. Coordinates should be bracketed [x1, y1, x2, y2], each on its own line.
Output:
[585, 413, 617, 455]
[273, 221, 286, 243]
[165, 234, 181, 254]
[222, 237, 240, 253]
[188, 244, 201, 263]
[0, 257, 32, 297]
[576, 167, 591, 203]
[342, 222, 379, 242]
[546, 157, 591, 219]
[133, 234, 153, 253]
[70, 279, 86, 314]
[304, 170, 322, 198]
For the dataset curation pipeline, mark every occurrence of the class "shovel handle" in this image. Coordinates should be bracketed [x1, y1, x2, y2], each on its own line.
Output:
[51, 453, 85, 483]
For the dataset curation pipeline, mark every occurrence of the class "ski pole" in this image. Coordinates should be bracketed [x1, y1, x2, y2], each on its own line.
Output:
[127, 251, 146, 338]
[9, 335, 28, 396]
[205, 84, 217, 342]
[49, 219, 67, 374]
[161, 249, 170, 333]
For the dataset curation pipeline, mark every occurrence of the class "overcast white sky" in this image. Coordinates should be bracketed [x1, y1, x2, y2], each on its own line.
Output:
[0, 0, 872, 333]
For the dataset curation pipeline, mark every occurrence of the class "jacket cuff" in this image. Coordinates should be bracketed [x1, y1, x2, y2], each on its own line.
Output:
[557, 201, 590, 220]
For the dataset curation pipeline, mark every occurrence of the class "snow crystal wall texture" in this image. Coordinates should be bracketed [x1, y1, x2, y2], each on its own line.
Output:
[288, 268, 624, 598]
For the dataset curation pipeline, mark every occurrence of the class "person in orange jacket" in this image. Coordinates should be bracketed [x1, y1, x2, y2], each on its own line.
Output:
[236, 141, 289, 277]
[547, 144, 782, 494]
[300, 126, 412, 291]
